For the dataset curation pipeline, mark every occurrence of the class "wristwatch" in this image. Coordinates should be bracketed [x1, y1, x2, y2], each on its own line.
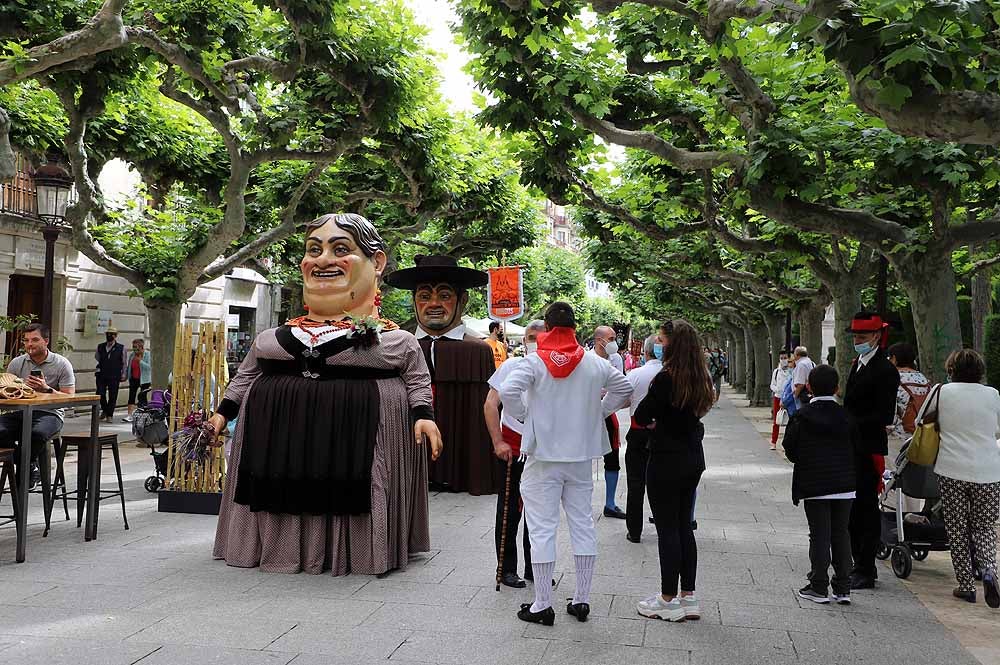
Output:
[45, 387, 54, 393]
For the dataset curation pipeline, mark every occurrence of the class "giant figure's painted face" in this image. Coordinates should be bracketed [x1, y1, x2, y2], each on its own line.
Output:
[414, 283, 466, 334]
[301, 220, 385, 319]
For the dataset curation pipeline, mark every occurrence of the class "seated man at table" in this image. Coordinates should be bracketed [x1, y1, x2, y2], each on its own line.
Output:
[1, 323, 76, 486]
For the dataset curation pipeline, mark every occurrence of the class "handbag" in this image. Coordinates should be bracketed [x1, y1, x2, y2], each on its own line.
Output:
[775, 408, 788, 427]
[907, 384, 942, 466]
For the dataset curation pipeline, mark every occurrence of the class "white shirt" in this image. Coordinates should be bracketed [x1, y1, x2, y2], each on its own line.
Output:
[626, 359, 661, 416]
[917, 382, 1000, 484]
[857, 346, 880, 369]
[792, 356, 816, 387]
[489, 356, 526, 434]
[290, 325, 352, 347]
[414, 324, 467, 368]
[804, 396, 855, 499]
[771, 366, 792, 398]
[499, 351, 633, 462]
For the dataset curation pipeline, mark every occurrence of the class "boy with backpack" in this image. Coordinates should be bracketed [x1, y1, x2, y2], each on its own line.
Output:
[782, 364, 860, 604]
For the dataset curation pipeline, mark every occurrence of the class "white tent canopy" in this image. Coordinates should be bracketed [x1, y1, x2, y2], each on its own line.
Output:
[462, 317, 527, 339]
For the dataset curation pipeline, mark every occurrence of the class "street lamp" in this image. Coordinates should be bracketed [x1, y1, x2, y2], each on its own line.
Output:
[32, 163, 74, 333]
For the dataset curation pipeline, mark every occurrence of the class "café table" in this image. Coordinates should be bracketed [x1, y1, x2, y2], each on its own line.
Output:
[0, 393, 101, 561]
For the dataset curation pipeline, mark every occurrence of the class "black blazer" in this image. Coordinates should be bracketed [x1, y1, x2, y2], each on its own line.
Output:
[634, 372, 706, 477]
[782, 400, 860, 504]
[842, 351, 900, 456]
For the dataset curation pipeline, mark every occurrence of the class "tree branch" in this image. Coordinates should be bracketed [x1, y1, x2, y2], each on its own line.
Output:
[0, 0, 127, 86]
[945, 219, 1000, 248]
[569, 108, 746, 171]
[964, 252, 1000, 277]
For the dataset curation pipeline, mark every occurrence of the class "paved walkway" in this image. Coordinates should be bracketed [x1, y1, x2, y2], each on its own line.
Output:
[0, 394, 987, 664]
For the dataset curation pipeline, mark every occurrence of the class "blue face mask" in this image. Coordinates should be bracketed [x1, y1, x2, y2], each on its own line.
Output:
[653, 343, 664, 360]
[854, 342, 874, 356]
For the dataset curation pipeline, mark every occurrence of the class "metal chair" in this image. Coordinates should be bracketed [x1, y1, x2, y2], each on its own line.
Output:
[49, 434, 128, 532]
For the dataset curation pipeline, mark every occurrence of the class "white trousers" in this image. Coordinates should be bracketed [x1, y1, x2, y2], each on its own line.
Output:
[520, 458, 597, 563]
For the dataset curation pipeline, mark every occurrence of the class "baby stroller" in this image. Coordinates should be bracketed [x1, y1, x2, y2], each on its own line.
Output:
[877, 438, 950, 578]
[132, 389, 171, 492]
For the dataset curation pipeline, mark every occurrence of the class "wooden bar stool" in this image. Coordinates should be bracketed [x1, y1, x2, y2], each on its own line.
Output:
[49, 434, 128, 533]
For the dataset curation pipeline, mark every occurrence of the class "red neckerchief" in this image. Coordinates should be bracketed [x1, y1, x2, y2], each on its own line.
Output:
[536, 327, 585, 378]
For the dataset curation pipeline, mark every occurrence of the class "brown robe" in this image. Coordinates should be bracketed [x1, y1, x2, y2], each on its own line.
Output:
[419, 333, 503, 495]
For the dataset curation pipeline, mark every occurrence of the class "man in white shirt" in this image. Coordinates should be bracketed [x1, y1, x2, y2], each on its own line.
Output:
[593, 325, 626, 518]
[484, 319, 545, 589]
[792, 346, 816, 409]
[624, 334, 665, 543]
[500, 303, 632, 626]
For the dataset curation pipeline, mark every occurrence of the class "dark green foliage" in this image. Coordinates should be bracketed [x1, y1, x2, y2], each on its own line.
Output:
[985, 315, 1000, 389]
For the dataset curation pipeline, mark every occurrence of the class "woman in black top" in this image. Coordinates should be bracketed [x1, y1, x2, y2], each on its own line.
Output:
[634, 319, 716, 622]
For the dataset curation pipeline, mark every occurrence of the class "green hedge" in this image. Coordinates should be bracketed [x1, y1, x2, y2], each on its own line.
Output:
[985, 314, 1000, 389]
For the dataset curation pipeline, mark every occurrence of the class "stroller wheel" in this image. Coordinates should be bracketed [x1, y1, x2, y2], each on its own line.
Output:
[891, 546, 913, 579]
[144, 476, 161, 493]
[876, 543, 891, 560]
[912, 548, 929, 561]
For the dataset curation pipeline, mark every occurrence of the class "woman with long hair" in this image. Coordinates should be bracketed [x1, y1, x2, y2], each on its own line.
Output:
[633, 319, 715, 621]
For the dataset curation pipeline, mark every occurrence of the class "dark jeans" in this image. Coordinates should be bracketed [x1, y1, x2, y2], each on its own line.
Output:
[849, 454, 881, 578]
[647, 452, 701, 596]
[96, 375, 121, 418]
[625, 428, 650, 539]
[804, 499, 854, 595]
[495, 459, 531, 575]
[127, 379, 151, 407]
[0, 412, 63, 459]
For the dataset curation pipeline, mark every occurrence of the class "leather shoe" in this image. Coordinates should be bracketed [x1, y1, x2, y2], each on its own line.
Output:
[648, 516, 655, 524]
[517, 603, 555, 626]
[566, 601, 590, 622]
[849, 574, 875, 590]
[501, 572, 526, 589]
[626, 533, 641, 544]
[603, 506, 626, 519]
[984, 571, 1000, 609]
[953, 588, 977, 603]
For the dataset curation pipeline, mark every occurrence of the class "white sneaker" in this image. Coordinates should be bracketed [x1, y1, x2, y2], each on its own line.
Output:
[831, 593, 851, 605]
[680, 594, 701, 619]
[122, 417, 132, 423]
[637, 595, 686, 621]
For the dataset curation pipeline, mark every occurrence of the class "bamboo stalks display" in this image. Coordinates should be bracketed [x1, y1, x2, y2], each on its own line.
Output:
[165, 320, 227, 494]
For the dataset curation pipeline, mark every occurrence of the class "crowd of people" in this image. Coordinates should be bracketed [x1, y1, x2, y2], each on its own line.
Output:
[4, 210, 998, 626]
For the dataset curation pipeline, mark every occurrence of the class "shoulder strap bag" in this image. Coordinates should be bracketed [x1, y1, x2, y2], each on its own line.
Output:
[906, 383, 942, 466]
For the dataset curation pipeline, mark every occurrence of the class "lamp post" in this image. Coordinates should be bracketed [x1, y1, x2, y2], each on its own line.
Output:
[32, 163, 74, 333]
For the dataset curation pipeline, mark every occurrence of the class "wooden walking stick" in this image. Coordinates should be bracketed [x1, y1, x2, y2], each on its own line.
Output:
[495, 457, 514, 591]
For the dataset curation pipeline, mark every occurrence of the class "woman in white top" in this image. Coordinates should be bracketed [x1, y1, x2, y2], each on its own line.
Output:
[916, 349, 1000, 606]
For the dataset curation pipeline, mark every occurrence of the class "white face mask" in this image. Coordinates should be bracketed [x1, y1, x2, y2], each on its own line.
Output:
[605, 341, 619, 356]
[779, 359, 789, 369]
[525, 342, 538, 355]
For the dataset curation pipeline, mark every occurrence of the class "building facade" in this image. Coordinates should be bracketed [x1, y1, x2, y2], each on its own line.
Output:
[541, 200, 612, 299]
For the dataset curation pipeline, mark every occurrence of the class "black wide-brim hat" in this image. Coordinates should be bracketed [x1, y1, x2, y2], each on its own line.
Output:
[384, 254, 488, 291]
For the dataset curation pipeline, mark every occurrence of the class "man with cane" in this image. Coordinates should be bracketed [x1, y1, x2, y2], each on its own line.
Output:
[486, 320, 546, 589]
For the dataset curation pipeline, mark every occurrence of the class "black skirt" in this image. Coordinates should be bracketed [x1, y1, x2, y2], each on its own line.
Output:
[235, 359, 395, 516]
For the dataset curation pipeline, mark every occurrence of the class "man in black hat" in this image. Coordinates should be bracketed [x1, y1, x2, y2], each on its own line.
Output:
[386, 255, 502, 495]
[842, 311, 899, 590]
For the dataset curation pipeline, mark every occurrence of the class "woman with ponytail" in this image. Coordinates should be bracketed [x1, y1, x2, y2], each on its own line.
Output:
[633, 319, 715, 622]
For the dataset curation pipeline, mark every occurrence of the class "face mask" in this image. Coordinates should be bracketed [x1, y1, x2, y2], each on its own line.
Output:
[525, 342, 538, 355]
[779, 359, 788, 369]
[854, 342, 874, 356]
[653, 344, 664, 360]
[605, 341, 619, 356]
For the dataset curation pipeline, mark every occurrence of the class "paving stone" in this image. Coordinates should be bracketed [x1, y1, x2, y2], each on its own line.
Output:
[0, 606, 166, 641]
[538, 640, 691, 665]
[131, 589, 271, 617]
[132, 645, 299, 665]
[15, 583, 161, 611]
[266, 623, 410, 659]
[352, 579, 480, 606]
[720, 602, 853, 635]
[0, 581, 56, 603]
[390, 632, 548, 665]
[789, 629, 981, 665]
[247, 595, 383, 625]
[522, 614, 646, 646]
[644, 622, 796, 663]
[0, 635, 159, 665]
[126, 613, 297, 650]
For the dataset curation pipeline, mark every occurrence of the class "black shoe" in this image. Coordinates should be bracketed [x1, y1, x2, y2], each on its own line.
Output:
[648, 516, 655, 524]
[566, 601, 590, 622]
[603, 506, 626, 519]
[690, 520, 697, 531]
[984, 571, 1000, 609]
[626, 533, 641, 544]
[501, 572, 526, 589]
[849, 574, 876, 590]
[28, 462, 40, 490]
[518, 603, 554, 626]
[954, 588, 977, 603]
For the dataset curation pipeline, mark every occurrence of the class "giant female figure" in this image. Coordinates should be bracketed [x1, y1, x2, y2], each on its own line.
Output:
[209, 213, 442, 576]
